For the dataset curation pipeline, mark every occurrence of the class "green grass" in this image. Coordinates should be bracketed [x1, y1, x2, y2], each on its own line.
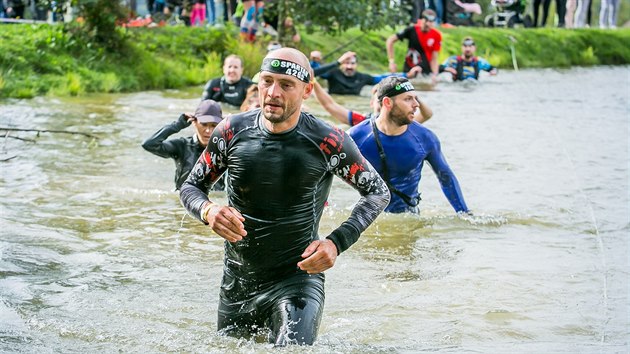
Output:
[0, 22, 628, 99]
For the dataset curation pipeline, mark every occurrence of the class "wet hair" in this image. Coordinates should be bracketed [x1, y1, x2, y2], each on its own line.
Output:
[240, 84, 260, 112]
[375, 76, 414, 102]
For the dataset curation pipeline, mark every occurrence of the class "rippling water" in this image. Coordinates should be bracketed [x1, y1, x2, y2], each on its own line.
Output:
[1, 66, 628, 353]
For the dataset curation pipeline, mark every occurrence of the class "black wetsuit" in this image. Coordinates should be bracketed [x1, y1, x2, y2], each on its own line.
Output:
[201, 76, 253, 107]
[180, 109, 389, 345]
[142, 114, 225, 191]
[324, 68, 378, 95]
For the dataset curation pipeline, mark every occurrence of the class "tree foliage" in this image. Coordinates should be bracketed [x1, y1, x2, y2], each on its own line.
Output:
[67, 0, 129, 51]
[271, 0, 407, 36]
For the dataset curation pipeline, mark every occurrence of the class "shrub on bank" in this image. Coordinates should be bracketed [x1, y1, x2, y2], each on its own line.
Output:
[0, 23, 628, 99]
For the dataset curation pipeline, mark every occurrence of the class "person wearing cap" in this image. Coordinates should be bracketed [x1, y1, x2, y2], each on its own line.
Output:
[312, 78, 433, 127]
[348, 76, 470, 214]
[201, 54, 253, 107]
[180, 47, 389, 346]
[386, 9, 443, 85]
[142, 99, 225, 191]
[439, 37, 497, 81]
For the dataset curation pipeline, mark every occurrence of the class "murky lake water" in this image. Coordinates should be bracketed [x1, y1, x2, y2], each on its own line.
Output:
[1, 66, 628, 353]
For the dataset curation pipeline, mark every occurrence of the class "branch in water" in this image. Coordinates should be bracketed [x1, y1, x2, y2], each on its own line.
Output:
[3, 135, 37, 143]
[0, 127, 100, 139]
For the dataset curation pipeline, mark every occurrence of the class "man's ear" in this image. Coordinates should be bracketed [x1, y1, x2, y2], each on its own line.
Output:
[303, 82, 313, 99]
[382, 96, 393, 109]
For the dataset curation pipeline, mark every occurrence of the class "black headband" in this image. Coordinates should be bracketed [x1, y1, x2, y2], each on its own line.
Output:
[260, 58, 311, 83]
[378, 81, 415, 101]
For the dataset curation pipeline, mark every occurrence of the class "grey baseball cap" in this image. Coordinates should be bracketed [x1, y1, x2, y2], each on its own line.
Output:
[194, 100, 223, 124]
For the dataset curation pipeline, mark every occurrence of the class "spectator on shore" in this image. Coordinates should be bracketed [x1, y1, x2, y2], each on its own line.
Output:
[599, 0, 620, 28]
[202, 55, 253, 107]
[278, 16, 301, 47]
[444, 0, 481, 26]
[191, 0, 207, 26]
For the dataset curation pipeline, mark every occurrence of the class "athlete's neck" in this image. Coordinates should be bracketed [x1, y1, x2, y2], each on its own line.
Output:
[262, 112, 300, 134]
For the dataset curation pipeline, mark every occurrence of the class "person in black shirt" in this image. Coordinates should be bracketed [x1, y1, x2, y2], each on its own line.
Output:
[142, 99, 225, 191]
[201, 54, 253, 107]
[316, 53, 419, 95]
[180, 48, 389, 346]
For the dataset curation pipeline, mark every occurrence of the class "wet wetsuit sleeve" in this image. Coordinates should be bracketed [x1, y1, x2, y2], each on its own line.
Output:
[179, 120, 230, 223]
[477, 57, 495, 72]
[313, 61, 338, 78]
[325, 129, 390, 253]
[141, 114, 190, 159]
[424, 136, 469, 213]
[201, 79, 220, 101]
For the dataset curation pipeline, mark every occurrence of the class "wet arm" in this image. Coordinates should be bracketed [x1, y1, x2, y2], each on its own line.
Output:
[141, 114, 190, 158]
[179, 125, 229, 223]
[386, 34, 399, 72]
[415, 98, 433, 124]
[426, 139, 469, 213]
[327, 131, 390, 253]
[312, 80, 351, 125]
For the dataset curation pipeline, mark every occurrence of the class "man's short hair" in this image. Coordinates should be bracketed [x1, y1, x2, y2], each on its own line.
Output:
[224, 54, 244, 67]
[376, 76, 412, 102]
[421, 9, 437, 21]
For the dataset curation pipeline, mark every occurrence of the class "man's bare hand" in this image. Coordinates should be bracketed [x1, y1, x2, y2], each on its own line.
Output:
[206, 204, 247, 243]
[407, 66, 423, 78]
[297, 239, 338, 274]
[337, 51, 356, 64]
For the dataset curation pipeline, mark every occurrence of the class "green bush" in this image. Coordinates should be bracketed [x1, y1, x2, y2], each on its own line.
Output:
[0, 23, 628, 99]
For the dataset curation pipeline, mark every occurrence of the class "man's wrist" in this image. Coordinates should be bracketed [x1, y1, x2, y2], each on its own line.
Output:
[200, 201, 214, 223]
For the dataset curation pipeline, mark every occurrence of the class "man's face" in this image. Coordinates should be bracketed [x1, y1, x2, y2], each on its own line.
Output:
[341, 58, 357, 76]
[258, 71, 304, 124]
[462, 42, 476, 58]
[388, 92, 419, 126]
[223, 58, 243, 84]
[421, 15, 436, 32]
[310, 52, 322, 63]
[193, 121, 218, 146]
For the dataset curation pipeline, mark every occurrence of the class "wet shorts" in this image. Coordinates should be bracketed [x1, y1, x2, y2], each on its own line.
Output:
[217, 268, 325, 346]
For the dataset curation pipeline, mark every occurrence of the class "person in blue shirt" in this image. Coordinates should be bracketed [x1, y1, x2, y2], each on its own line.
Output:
[439, 37, 497, 81]
[348, 76, 470, 214]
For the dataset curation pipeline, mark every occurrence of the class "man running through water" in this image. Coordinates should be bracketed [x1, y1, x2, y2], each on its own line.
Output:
[349, 76, 470, 214]
[179, 48, 390, 346]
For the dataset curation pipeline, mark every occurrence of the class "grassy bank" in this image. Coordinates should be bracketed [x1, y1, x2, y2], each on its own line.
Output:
[1, 23, 629, 99]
